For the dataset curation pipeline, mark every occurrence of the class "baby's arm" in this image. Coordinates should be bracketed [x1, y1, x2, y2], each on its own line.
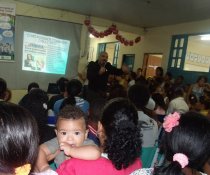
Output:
[60, 142, 101, 160]
[35, 144, 60, 172]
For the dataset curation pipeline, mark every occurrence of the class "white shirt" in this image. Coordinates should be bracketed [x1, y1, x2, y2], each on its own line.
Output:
[167, 97, 189, 114]
[137, 111, 158, 147]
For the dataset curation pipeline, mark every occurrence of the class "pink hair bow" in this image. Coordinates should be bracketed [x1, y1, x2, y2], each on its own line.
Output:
[173, 153, 189, 168]
[163, 112, 180, 132]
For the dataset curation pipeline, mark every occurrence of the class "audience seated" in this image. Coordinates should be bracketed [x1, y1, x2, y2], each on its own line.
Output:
[128, 84, 158, 147]
[56, 98, 142, 175]
[53, 79, 89, 115]
[152, 93, 167, 123]
[19, 82, 39, 106]
[187, 75, 208, 103]
[166, 87, 189, 114]
[48, 77, 69, 110]
[19, 88, 56, 144]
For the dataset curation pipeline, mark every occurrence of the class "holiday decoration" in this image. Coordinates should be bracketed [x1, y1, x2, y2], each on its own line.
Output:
[84, 19, 141, 46]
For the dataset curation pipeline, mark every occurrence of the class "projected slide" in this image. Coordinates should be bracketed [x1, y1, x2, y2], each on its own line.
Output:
[22, 32, 70, 74]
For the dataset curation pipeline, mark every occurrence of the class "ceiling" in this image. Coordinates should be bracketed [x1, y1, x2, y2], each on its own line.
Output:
[15, 0, 210, 28]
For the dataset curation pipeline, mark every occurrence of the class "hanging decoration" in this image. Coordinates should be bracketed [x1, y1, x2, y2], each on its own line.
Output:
[84, 19, 141, 46]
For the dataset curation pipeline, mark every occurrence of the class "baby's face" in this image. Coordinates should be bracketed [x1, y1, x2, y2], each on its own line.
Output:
[56, 118, 88, 147]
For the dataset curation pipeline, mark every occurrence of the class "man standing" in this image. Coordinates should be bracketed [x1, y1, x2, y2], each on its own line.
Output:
[87, 51, 128, 102]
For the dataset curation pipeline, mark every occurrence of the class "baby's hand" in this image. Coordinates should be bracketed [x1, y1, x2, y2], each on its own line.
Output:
[47, 149, 60, 162]
[59, 142, 73, 156]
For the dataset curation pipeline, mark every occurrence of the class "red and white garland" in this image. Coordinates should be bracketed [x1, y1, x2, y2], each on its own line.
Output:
[84, 19, 141, 46]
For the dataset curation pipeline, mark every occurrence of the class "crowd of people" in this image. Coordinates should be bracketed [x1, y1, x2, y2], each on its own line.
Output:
[0, 51, 210, 175]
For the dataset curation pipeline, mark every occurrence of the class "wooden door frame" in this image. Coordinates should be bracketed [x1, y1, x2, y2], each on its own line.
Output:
[142, 53, 163, 77]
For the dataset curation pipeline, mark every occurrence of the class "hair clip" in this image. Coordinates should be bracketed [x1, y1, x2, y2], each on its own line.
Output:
[43, 103, 47, 110]
[15, 163, 31, 175]
[163, 112, 180, 132]
[173, 153, 189, 168]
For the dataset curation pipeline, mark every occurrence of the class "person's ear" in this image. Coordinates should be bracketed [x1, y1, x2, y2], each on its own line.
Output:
[54, 129, 58, 136]
[98, 121, 103, 133]
[85, 129, 89, 139]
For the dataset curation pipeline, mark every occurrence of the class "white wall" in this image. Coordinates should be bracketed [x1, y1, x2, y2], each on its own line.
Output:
[142, 19, 210, 71]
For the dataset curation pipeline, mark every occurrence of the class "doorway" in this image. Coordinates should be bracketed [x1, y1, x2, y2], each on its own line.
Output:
[122, 54, 135, 71]
[142, 53, 163, 78]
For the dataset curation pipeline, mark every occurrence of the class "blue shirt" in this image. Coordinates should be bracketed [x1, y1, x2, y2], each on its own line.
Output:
[53, 96, 89, 115]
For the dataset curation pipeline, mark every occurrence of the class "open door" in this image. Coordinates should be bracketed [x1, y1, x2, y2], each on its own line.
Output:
[142, 53, 163, 78]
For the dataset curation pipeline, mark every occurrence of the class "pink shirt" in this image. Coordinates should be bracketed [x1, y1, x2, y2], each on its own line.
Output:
[56, 157, 142, 175]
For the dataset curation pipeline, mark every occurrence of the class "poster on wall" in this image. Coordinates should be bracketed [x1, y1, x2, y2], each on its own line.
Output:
[0, 3, 15, 62]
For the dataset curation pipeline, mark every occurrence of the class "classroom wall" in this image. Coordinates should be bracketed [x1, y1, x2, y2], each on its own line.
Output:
[142, 19, 210, 72]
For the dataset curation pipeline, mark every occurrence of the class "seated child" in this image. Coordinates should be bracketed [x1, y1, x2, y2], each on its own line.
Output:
[35, 105, 100, 172]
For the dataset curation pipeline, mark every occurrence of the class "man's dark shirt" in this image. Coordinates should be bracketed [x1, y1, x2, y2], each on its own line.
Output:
[87, 60, 123, 92]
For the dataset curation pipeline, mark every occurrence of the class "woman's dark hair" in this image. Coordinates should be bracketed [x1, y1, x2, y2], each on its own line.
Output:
[128, 84, 150, 109]
[60, 79, 82, 110]
[0, 102, 39, 174]
[188, 93, 198, 105]
[56, 77, 69, 93]
[155, 111, 210, 175]
[152, 93, 167, 111]
[89, 98, 106, 123]
[101, 98, 142, 170]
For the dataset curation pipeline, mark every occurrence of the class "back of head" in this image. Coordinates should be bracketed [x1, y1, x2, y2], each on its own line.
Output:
[128, 84, 150, 109]
[101, 98, 142, 170]
[20, 88, 49, 127]
[66, 79, 82, 97]
[27, 82, 39, 92]
[0, 78, 7, 99]
[57, 105, 87, 127]
[188, 94, 198, 105]
[56, 77, 69, 93]
[0, 102, 39, 174]
[108, 83, 127, 100]
[155, 67, 164, 77]
[89, 98, 106, 123]
[152, 93, 166, 110]
[60, 79, 82, 109]
[156, 111, 210, 175]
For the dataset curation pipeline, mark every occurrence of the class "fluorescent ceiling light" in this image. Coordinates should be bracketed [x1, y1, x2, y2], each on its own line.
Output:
[200, 34, 210, 40]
